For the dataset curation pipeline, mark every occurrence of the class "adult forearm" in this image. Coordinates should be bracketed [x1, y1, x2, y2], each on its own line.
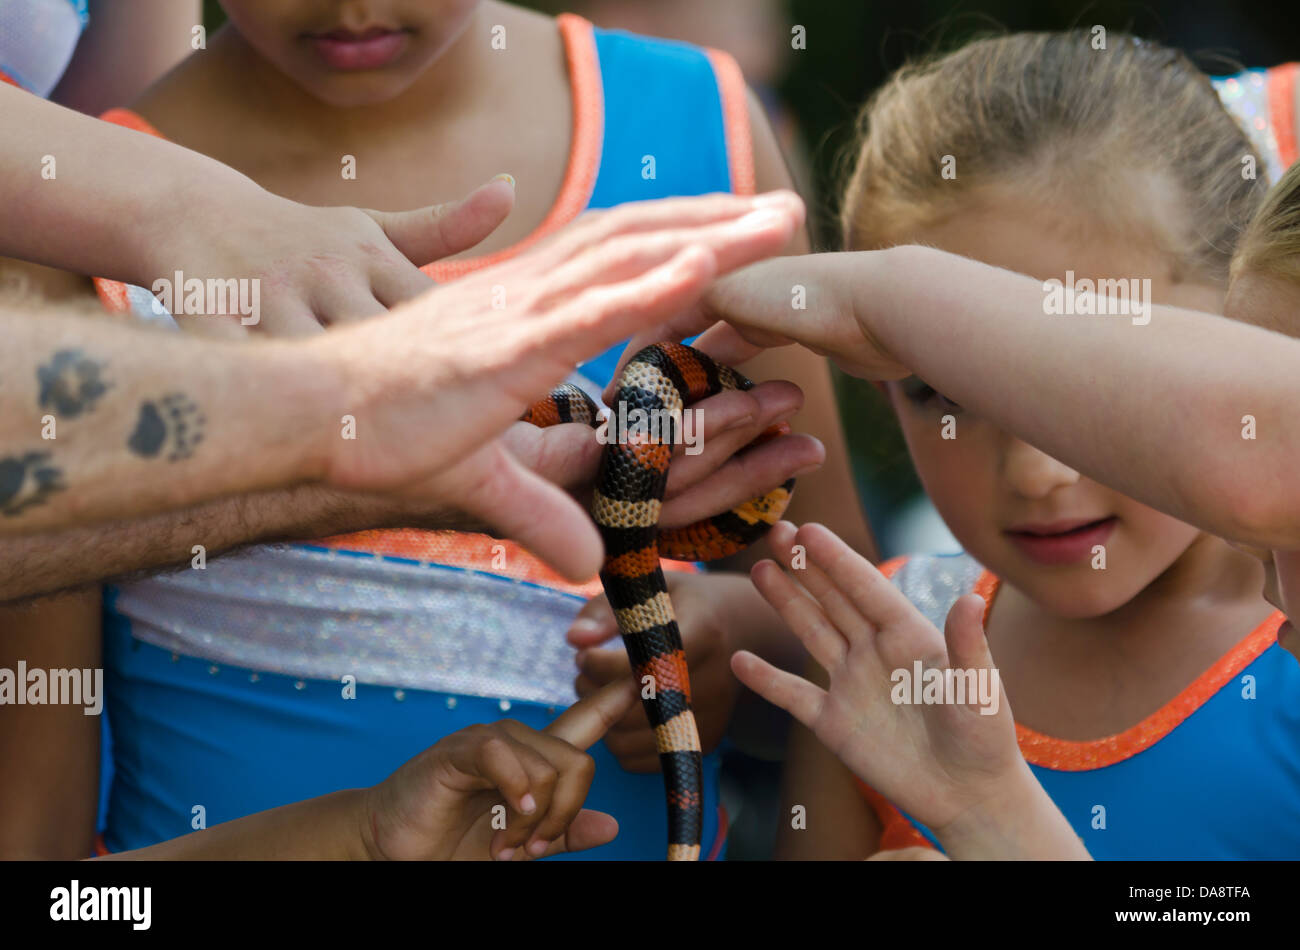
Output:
[866, 245, 1300, 548]
[0, 309, 335, 534]
[0, 482, 475, 603]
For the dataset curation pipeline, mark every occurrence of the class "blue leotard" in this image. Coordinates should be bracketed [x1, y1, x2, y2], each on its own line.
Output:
[862, 554, 1300, 859]
[96, 14, 758, 860]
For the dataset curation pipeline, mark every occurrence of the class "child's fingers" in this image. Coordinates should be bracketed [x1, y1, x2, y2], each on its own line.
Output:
[572, 673, 646, 735]
[692, 319, 785, 366]
[486, 734, 563, 857]
[575, 647, 631, 685]
[544, 677, 641, 750]
[750, 560, 846, 671]
[311, 283, 388, 326]
[731, 650, 826, 727]
[538, 809, 620, 857]
[770, 520, 878, 648]
[565, 595, 619, 648]
[943, 594, 993, 673]
[519, 745, 599, 856]
[368, 176, 514, 288]
[797, 523, 919, 632]
[468, 732, 536, 817]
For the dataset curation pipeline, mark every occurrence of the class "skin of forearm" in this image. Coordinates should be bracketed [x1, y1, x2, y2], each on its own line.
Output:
[1, 85, 265, 285]
[0, 310, 337, 535]
[866, 245, 1300, 549]
[96, 789, 372, 860]
[0, 483, 474, 603]
[933, 765, 1091, 861]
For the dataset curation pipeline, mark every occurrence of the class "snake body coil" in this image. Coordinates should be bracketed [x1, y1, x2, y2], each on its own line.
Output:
[523, 342, 795, 861]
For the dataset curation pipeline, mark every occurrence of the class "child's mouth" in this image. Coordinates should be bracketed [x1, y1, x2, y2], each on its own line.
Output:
[1004, 516, 1118, 566]
[308, 27, 411, 72]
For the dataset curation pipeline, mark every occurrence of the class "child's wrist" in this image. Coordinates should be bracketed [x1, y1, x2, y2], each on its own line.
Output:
[134, 160, 272, 287]
[933, 766, 1091, 860]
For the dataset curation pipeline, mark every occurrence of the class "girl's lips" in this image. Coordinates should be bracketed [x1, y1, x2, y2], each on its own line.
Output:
[1004, 516, 1117, 567]
[309, 28, 409, 71]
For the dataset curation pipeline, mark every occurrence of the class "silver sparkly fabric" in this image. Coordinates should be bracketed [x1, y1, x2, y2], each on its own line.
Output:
[1213, 69, 1285, 186]
[0, 0, 84, 96]
[108, 543, 601, 707]
[889, 552, 984, 630]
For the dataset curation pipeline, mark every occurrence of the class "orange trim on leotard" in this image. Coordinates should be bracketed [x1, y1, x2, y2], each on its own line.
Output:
[422, 13, 604, 282]
[974, 570, 1286, 771]
[858, 554, 1286, 849]
[1267, 63, 1300, 170]
[704, 49, 756, 196]
[314, 528, 700, 600]
[0, 70, 18, 88]
[99, 107, 166, 138]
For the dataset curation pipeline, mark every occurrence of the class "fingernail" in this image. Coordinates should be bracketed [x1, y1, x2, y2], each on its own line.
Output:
[527, 839, 549, 857]
[492, 173, 516, 189]
[519, 794, 537, 814]
[792, 463, 823, 477]
[570, 618, 605, 636]
[496, 847, 516, 862]
[734, 208, 786, 233]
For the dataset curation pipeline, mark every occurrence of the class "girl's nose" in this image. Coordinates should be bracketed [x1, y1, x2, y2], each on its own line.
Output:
[1000, 437, 1080, 500]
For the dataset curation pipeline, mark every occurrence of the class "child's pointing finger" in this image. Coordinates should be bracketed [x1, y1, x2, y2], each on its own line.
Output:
[545, 678, 640, 751]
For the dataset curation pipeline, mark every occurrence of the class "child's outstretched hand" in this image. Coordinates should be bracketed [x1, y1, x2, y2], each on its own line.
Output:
[167, 175, 517, 338]
[363, 679, 639, 861]
[732, 521, 1089, 860]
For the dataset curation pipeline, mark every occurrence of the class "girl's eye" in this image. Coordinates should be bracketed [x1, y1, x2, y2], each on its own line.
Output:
[900, 378, 963, 413]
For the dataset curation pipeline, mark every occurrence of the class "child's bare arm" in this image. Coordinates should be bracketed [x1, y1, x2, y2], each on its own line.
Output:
[723, 92, 878, 565]
[0, 589, 102, 858]
[101, 679, 639, 861]
[691, 248, 1300, 549]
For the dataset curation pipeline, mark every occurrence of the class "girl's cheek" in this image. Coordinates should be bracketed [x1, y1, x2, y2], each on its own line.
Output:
[898, 414, 999, 528]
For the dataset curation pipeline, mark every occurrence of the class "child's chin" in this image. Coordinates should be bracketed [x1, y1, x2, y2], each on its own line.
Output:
[297, 72, 418, 108]
[1012, 570, 1141, 620]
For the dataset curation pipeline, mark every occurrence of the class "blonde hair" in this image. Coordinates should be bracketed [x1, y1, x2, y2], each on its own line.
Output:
[1232, 161, 1300, 284]
[841, 31, 1265, 285]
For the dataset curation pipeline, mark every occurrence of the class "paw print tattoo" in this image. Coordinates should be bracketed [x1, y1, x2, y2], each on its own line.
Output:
[37, 349, 112, 417]
[0, 452, 65, 516]
[128, 394, 205, 462]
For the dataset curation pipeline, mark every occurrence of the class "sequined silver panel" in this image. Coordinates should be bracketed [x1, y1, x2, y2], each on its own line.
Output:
[890, 552, 983, 630]
[109, 544, 599, 707]
[1214, 70, 1285, 186]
